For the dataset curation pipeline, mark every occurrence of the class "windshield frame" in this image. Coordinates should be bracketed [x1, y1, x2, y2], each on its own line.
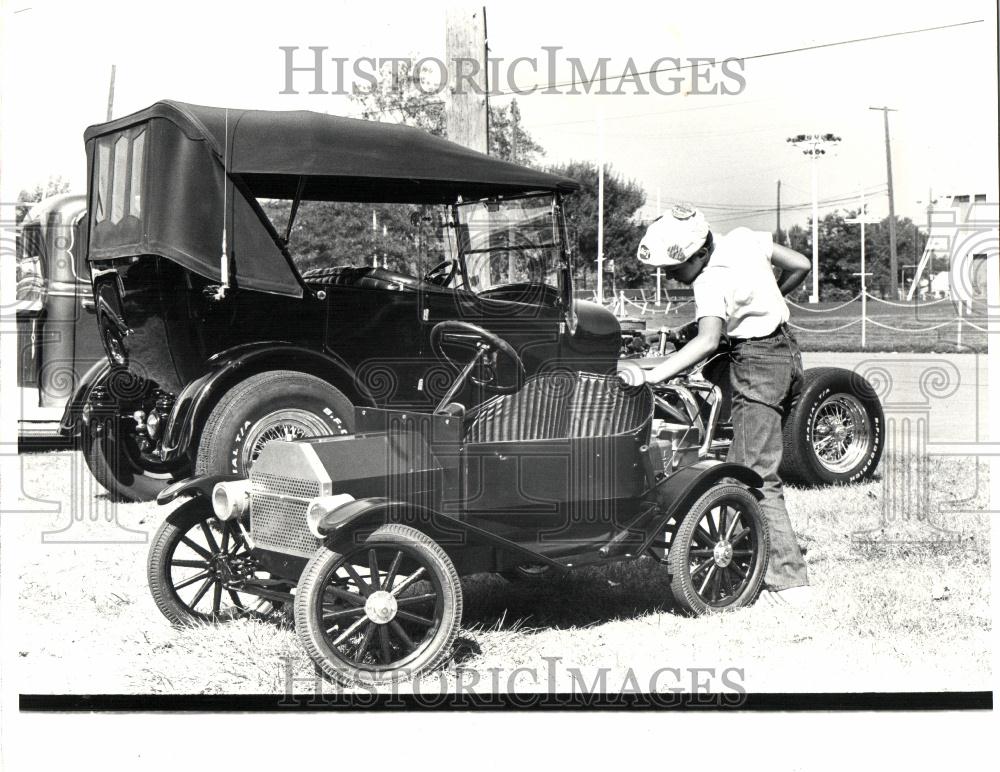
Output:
[449, 191, 571, 307]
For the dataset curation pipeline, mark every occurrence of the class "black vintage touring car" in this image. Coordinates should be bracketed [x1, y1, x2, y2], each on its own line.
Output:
[61, 100, 620, 501]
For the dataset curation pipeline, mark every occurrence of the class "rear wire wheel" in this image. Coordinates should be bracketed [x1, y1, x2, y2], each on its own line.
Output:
[195, 370, 353, 477]
[668, 484, 768, 615]
[295, 524, 462, 688]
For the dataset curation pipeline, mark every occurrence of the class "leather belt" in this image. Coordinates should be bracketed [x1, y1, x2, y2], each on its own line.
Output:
[732, 321, 789, 343]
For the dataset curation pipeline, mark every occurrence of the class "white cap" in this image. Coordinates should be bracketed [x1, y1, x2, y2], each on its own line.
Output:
[637, 204, 710, 268]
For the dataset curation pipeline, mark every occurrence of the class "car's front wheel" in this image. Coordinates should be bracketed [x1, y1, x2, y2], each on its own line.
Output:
[147, 497, 285, 625]
[195, 370, 353, 477]
[295, 525, 463, 687]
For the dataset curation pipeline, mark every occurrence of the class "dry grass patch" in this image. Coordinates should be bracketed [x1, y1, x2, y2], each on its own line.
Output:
[9, 450, 990, 695]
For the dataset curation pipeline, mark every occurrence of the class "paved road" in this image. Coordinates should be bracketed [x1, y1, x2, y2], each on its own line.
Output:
[803, 352, 988, 445]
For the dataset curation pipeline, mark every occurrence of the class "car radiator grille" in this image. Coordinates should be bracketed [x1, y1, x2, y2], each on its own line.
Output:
[250, 473, 322, 557]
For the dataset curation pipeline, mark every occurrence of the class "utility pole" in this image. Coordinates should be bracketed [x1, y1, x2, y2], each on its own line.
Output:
[445, 7, 488, 153]
[787, 132, 841, 303]
[106, 64, 117, 121]
[655, 186, 662, 305]
[870, 106, 899, 298]
[776, 179, 782, 245]
[596, 110, 605, 304]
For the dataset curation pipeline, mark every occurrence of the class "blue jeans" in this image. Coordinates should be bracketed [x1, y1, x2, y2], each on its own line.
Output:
[724, 324, 809, 591]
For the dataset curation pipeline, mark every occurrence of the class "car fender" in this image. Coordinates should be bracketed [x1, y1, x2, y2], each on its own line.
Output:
[158, 341, 375, 463]
[156, 473, 245, 505]
[58, 358, 111, 436]
[648, 460, 763, 530]
[315, 497, 564, 569]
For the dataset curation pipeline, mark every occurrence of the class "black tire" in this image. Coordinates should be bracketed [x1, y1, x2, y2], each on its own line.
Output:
[668, 484, 768, 615]
[147, 498, 282, 625]
[780, 367, 884, 486]
[82, 414, 183, 503]
[295, 524, 462, 688]
[195, 370, 354, 476]
[500, 563, 553, 583]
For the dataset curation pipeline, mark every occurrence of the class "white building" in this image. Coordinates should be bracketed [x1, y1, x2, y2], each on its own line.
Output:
[908, 193, 998, 301]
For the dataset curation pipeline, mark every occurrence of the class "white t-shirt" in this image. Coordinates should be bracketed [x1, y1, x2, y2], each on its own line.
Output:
[692, 227, 790, 339]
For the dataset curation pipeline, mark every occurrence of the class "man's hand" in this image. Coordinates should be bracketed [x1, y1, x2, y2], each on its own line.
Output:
[617, 359, 648, 388]
[643, 316, 724, 383]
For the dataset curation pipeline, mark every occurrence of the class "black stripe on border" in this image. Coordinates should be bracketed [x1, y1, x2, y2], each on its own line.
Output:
[19, 691, 992, 712]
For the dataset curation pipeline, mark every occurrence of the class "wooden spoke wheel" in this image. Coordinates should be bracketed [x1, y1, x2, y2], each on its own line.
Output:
[148, 498, 286, 624]
[668, 484, 768, 615]
[294, 525, 462, 688]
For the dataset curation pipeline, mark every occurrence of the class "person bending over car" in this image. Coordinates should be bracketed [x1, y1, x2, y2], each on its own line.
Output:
[629, 205, 813, 609]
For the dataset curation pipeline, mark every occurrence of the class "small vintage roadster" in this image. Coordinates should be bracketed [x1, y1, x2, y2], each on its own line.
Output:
[150, 319, 770, 686]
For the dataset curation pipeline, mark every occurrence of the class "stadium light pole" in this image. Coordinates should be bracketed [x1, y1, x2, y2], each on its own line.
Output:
[787, 132, 841, 303]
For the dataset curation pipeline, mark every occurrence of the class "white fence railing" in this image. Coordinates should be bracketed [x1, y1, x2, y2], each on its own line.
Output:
[600, 289, 989, 348]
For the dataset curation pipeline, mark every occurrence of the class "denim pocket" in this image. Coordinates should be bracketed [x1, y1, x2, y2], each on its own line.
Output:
[730, 342, 793, 408]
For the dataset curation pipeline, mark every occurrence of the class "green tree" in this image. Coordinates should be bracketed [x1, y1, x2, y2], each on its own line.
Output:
[16, 176, 71, 223]
[263, 199, 446, 277]
[547, 161, 647, 289]
[786, 211, 929, 300]
[350, 58, 446, 134]
[350, 59, 545, 164]
[488, 99, 545, 167]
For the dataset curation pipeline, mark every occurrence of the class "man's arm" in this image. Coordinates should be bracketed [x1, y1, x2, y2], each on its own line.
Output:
[772, 243, 811, 296]
[643, 316, 724, 383]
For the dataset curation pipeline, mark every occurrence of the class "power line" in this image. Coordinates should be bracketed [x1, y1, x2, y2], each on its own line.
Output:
[651, 184, 886, 214]
[694, 186, 886, 211]
[340, 18, 982, 122]
[490, 19, 983, 96]
[529, 97, 783, 128]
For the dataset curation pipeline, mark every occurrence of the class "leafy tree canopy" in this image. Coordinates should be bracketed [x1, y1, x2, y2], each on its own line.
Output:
[547, 160, 647, 289]
[783, 211, 929, 300]
[16, 176, 71, 223]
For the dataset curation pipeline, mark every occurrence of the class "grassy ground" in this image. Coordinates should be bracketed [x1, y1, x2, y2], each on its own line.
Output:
[621, 296, 990, 353]
[9, 449, 990, 696]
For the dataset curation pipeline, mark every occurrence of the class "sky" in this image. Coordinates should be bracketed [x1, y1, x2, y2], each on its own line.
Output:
[1, 0, 997, 232]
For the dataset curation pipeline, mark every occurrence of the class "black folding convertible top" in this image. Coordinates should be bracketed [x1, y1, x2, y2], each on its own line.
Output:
[84, 100, 578, 297]
[86, 100, 578, 202]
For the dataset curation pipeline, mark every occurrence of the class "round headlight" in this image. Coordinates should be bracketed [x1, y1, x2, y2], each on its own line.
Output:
[212, 480, 250, 521]
[305, 494, 356, 538]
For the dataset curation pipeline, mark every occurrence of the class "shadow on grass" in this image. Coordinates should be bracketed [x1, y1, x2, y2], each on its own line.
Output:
[459, 558, 683, 632]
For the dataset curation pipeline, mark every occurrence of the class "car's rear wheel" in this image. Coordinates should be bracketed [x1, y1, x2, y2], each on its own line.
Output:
[500, 563, 553, 583]
[668, 484, 768, 615]
[195, 370, 353, 476]
[147, 498, 285, 625]
[295, 524, 462, 688]
[82, 412, 183, 503]
[780, 368, 884, 486]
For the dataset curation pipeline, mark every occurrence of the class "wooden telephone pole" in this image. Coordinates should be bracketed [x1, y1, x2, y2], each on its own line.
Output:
[445, 8, 488, 153]
[870, 106, 899, 298]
